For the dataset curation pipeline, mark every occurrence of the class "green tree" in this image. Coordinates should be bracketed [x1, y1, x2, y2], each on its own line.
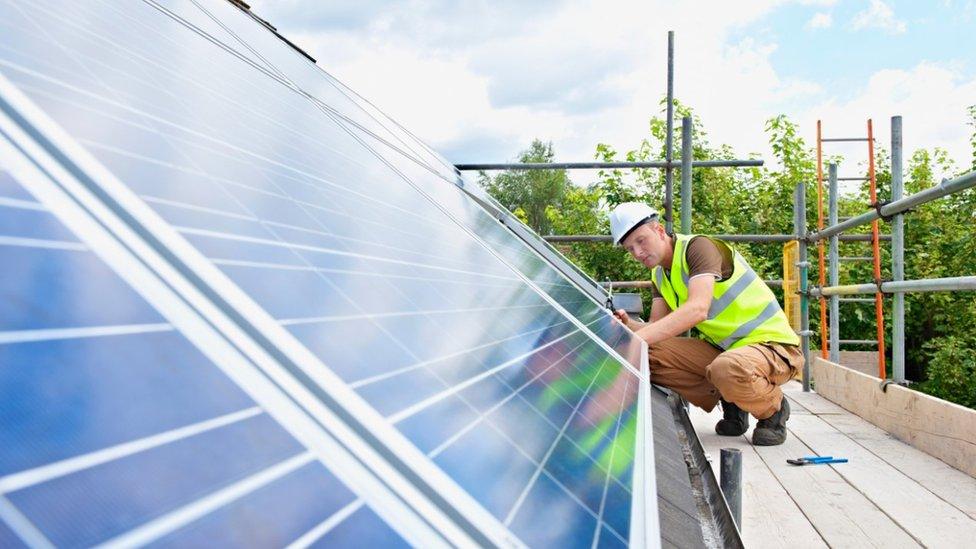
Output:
[479, 139, 570, 235]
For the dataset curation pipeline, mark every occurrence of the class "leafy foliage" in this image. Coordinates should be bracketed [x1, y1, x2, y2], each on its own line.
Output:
[479, 139, 570, 235]
[918, 336, 976, 409]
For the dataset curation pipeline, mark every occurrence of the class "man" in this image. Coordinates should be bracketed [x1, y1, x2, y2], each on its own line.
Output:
[608, 202, 804, 445]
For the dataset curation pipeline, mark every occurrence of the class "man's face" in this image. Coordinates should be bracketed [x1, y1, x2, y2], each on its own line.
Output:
[622, 222, 669, 269]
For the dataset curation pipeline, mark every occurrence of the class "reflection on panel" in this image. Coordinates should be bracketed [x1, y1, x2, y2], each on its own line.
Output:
[0, 0, 651, 546]
[0, 169, 403, 546]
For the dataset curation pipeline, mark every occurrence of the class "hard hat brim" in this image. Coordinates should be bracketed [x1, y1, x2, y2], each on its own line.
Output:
[615, 215, 657, 246]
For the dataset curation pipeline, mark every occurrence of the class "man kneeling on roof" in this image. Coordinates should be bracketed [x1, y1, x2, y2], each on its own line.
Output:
[608, 202, 803, 446]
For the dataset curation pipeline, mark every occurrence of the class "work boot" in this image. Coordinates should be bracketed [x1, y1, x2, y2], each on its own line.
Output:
[715, 399, 749, 436]
[752, 398, 791, 446]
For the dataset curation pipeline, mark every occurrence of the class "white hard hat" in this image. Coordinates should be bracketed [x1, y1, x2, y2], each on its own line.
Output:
[609, 202, 659, 245]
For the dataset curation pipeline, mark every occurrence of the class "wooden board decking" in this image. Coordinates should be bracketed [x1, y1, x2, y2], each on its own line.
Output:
[688, 381, 976, 548]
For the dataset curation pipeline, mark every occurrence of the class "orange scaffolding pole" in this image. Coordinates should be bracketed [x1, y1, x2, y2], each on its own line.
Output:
[867, 120, 888, 379]
[816, 121, 828, 359]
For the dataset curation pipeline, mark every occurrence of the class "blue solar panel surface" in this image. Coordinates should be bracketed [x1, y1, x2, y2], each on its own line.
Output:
[0, 170, 408, 547]
[0, 0, 655, 546]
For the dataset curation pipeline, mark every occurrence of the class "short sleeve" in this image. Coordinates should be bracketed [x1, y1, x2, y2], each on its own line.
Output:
[685, 237, 724, 280]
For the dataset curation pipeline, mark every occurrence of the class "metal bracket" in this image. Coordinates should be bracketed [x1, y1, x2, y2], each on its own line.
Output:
[879, 379, 910, 392]
[870, 198, 909, 222]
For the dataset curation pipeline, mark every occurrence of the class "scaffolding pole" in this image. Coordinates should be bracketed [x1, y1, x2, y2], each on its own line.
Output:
[454, 159, 763, 171]
[828, 164, 840, 363]
[891, 116, 906, 383]
[680, 116, 693, 234]
[543, 233, 889, 243]
[810, 277, 976, 296]
[665, 30, 675, 234]
[867, 120, 888, 379]
[808, 169, 976, 242]
[795, 180, 812, 392]
[600, 280, 783, 289]
[816, 121, 828, 359]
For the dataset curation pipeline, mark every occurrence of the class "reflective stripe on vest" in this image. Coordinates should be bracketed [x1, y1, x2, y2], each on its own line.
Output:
[652, 234, 800, 350]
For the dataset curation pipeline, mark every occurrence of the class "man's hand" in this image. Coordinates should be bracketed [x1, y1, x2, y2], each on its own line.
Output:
[612, 308, 644, 331]
[612, 308, 631, 327]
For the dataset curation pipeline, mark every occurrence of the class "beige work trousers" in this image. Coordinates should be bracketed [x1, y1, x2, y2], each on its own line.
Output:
[649, 337, 804, 420]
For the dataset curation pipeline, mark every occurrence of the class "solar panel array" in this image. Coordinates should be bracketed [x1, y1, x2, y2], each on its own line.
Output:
[0, 1, 687, 547]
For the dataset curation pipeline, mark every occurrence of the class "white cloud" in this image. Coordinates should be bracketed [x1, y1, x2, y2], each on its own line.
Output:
[851, 0, 907, 34]
[796, 62, 976, 179]
[247, 0, 972, 178]
[807, 12, 833, 29]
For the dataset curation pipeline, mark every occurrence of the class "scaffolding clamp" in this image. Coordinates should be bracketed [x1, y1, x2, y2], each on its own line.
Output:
[873, 276, 892, 294]
[869, 198, 908, 222]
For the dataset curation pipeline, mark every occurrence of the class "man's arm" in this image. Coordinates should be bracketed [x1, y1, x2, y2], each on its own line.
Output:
[649, 297, 670, 322]
[634, 275, 715, 345]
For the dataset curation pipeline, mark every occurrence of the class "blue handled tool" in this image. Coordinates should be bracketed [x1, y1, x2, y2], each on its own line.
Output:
[787, 456, 848, 466]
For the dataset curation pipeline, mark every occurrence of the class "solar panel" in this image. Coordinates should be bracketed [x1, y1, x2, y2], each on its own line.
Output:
[0, 0, 681, 546]
[0, 169, 423, 547]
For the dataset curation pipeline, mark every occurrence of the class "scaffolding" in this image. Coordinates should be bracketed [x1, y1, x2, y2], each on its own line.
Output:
[456, 32, 976, 393]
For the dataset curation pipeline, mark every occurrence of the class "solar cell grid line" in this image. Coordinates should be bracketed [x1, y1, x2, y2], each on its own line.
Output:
[0, 16, 528, 544]
[285, 498, 367, 549]
[347, 318, 574, 389]
[0, 494, 52, 549]
[0, 407, 262, 494]
[207, 258, 524, 293]
[96, 451, 318, 548]
[139, 193, 496, 274]
[0, 88, 461, 547]
[0, 323, 175, 345]
[170, 225, 523, 282]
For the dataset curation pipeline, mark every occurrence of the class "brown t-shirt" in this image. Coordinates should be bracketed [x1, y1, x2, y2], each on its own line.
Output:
[650, 236, 733, 300]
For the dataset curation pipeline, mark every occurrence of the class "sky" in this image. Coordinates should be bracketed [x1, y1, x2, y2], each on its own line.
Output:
[248, 0, 976, 179]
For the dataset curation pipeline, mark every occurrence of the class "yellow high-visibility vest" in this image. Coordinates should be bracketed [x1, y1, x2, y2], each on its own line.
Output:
[652, 234, 800, 350]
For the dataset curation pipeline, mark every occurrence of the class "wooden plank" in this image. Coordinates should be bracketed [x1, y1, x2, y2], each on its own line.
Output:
[816, 412, 976, 521]
[787, 412, 976, 547]
[812, 358, 976, 477]
[783, 381, 849, 415]
[688, 405, 826, 549]
[749, 420, 920, 548]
